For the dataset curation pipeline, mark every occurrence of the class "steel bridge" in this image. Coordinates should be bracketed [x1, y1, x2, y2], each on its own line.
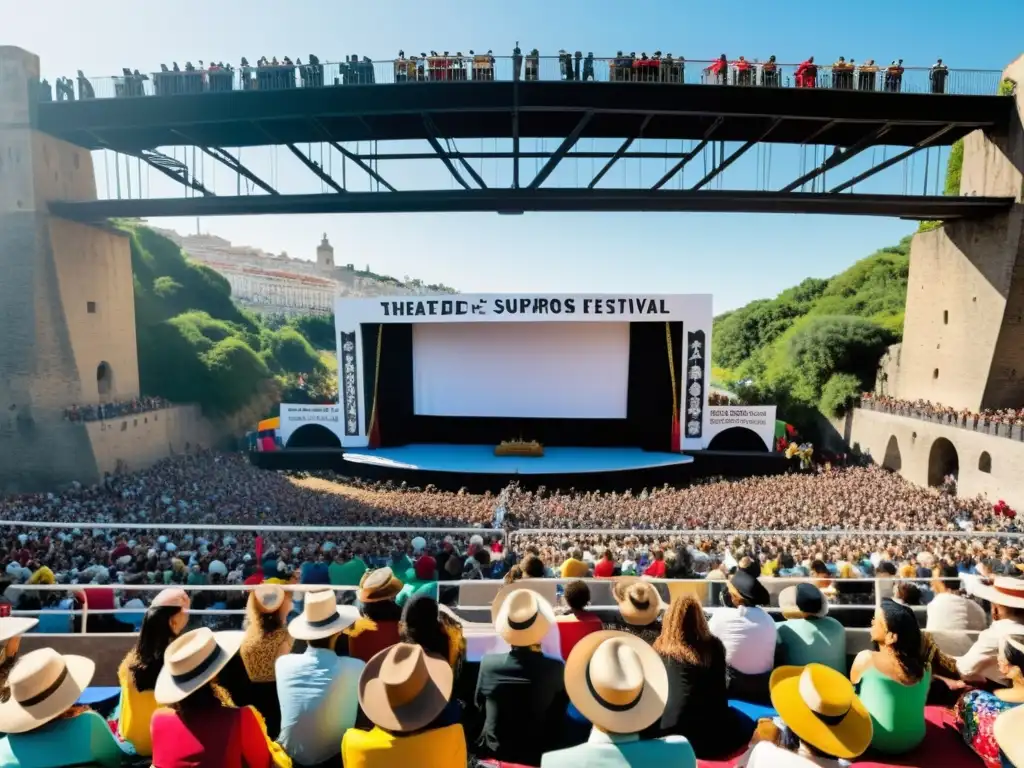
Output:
[36, 57, 1017, 221]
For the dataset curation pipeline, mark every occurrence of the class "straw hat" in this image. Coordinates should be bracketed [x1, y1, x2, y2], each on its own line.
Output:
[251, 584, 287, 613]
[994, 701, 1024, 767]
[0, 617, 38, 645]
[971, 576, 1024, 609]
[0, 648, 95, 734]
[779, 583, 829, 619]
[358, 567, 403, 603]
[564, 630, 669, 734]
[358, 643, 453, 733]
[769, 664, 873, 760]
[493, 589, 555, 647]
[288, 589, 360, 641]
[612, 578, 665, 626]
[489, 580, 554, 624]
[154, 628, 244, 704]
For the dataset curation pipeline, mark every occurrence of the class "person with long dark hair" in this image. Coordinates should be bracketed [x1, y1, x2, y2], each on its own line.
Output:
[116, 588, 189, 756]
[648, 594, 750, 758]
[850, 599, 931, 755]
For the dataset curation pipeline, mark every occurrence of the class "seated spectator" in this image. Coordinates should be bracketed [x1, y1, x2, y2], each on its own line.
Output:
[0, 647, 122, 767]
[709, 570, 776, 703]
[561, 549, 589, 578]
[541, 630, 696, 767]
[645, 548, 668, 578]
[276, 589, 363, 768]
[401, 594, 462, 670]
[476, 589, 567, 764]
[348, 567, 404, 662]
[649, 593, 751, 758]
[329, 549, 367, 586]
[594, 548, 617, 578]
[994, 704, 1024, 768]
[851, 599, 931, 755]
[116, 588, 190, 755]
[776, 584, 846, 672]
[607, 578, 665, 644]
[397, 551, 438, 606]
[342, 643, 465, 768]
[959, 577, 1024, 684]
[151, 628, 289, 767]
[555, 580, 603, 659]
[744, 663, 872, 767]
[955, 636, 1024, 768]
[0, 617, 38, 699]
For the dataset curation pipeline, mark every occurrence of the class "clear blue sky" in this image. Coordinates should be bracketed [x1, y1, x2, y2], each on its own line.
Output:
[9, 1, 1024, 311]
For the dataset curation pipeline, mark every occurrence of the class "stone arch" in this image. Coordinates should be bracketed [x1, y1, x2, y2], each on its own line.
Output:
[927, 437, 959, 487]
[706, 426, 768, 452]
[979, 451, 992, 473]
[96, 361, 114, 399]
[882, 435, 902, 471]
[286, 423, 341, 449]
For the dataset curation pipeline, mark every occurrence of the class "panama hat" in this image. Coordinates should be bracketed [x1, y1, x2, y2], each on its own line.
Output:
[0, 617, 38, 645]
[779, 583, 829, 619]
[289, 589, 360, 641]
[251, 583, 287, 614]
[612, 578, 666, 626]
[770, 664, 873, 760]
[154, 628, 244, 704]
[0, 648, 95, 734]
[358, 567, 404, 603]
[358, 643, 453, 733]
[494, 589, 555, 647]
[564, 630, 669, 734]
[971, 576, 1024, 610]
[994, 702, 1024, 767]
[489, 580, 554, 624]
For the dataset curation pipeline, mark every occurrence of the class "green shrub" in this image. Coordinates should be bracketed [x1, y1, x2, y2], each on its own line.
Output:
[820, 373, 864, 417]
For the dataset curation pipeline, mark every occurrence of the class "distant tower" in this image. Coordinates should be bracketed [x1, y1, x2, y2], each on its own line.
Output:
[316, 233, 334, 269]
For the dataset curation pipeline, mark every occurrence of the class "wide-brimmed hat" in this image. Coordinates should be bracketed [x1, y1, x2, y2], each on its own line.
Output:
[488, 580, 552, 624]
[0, 648, 95, 734]
[612, 578, 665, 626]
[0, 617, 38, 645]
[971, 576, 1024, 609]
[565, 630, 669, 734]
[770, 664, 873, 760]
[154, 628, 244, 705]
[730, 570, 770, 607]
[494, 589, 555, 647]
[289, 589, 360, 641]
[251, 583, 287, 614]
[358, 567, 404, 603]
[779, 583, 829, 619]
[358, 643, 453, 733]
[994, 702, 1024, 766]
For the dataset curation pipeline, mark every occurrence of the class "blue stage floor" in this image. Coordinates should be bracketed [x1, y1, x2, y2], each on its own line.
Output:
[342, 444, 694, 475]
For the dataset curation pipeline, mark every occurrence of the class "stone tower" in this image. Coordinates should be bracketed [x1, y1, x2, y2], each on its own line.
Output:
[316, 233, 334, 269]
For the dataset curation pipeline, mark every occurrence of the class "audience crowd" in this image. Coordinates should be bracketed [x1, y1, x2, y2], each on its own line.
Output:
[861, 393, 1024, 432]
[63, 397, 171, 423]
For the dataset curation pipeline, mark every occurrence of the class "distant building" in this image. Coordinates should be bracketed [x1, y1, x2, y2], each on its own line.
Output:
[148, 227, 455, 316]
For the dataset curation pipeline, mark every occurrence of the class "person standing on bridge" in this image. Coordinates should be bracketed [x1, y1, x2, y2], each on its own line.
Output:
[931, 59, 949, 94]
[795, 57, 817, 88]
[859, 59, 880, 90]
[733, 56, 752, 86]
[761, 55, 779, 87]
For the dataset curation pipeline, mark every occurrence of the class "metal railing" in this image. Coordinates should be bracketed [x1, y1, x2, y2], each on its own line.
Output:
[41, 57, 1002, 102]
[859, 400, 1024, 441]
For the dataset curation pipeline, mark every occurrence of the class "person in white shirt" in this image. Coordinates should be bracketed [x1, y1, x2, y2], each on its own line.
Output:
[740, 663, 873, 768]
[276, 589, 364, 768]
[709, 570, 777, 703]
[957, 576, 1024, 684]
[926, 564, 988, 655]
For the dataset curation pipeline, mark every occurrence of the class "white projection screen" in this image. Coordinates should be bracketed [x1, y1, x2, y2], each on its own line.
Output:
[413, 322, 630, 419]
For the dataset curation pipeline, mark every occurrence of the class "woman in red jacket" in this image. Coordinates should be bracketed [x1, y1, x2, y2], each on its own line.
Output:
[150, 627, 290, 768]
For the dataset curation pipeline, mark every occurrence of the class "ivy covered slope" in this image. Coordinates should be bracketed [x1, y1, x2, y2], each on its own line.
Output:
[125, 224, 335, 417]
[712, 237, 910, 419]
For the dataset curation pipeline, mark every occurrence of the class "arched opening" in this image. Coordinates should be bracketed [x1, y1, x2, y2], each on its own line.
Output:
[96, 362, 114, 399]
[707, 426, 768, 452]
[979, 451, 992, 473]
[882, 435, 902, 471]
[286, 423, 341, 449]
[927, 437, 959, 487]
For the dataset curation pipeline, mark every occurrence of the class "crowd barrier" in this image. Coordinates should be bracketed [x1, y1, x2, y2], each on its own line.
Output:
[49, 58, 1002, 101]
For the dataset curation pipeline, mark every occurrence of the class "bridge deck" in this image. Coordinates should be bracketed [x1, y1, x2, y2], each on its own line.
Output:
[48, 189, 1015, 221]
[38, 81, 1012, 152]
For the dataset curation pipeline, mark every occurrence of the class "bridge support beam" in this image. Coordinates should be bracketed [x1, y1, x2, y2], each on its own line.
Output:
[0, 46, 142, 491]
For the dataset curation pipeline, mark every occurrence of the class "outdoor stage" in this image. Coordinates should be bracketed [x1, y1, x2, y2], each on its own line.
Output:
[342, 444, 694, 475]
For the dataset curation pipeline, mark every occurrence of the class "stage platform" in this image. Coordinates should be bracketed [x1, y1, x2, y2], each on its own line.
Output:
[342, 444, 694, 475]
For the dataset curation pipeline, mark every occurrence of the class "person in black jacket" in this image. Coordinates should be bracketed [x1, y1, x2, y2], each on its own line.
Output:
[475, 589, 568, 765]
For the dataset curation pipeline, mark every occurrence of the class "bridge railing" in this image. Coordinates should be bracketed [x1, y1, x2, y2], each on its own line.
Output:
[44, 57, 1003, 102]
[858, 400, 1024, 441]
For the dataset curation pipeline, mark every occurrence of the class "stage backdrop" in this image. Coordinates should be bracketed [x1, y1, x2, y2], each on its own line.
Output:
[335, 294, 715, 451]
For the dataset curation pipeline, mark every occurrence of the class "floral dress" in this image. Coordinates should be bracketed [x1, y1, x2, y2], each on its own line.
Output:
[956, 690, 1021, 768]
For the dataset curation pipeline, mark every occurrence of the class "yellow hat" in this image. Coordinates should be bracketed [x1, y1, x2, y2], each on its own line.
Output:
[769, 664, 873, 760]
